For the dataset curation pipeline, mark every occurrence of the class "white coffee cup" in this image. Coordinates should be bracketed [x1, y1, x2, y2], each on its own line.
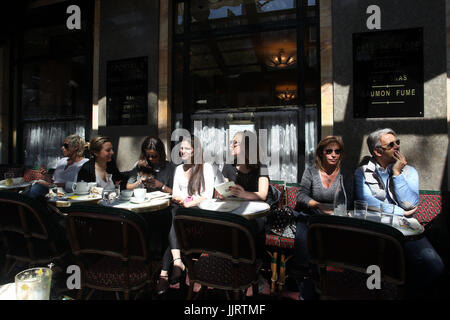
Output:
[72, 181, 89, 195]
[134, 188, 146, 202]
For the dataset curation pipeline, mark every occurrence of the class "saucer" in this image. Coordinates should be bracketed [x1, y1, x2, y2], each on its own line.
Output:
[130, 197, 150, 204]
[74, 191, 89, 195]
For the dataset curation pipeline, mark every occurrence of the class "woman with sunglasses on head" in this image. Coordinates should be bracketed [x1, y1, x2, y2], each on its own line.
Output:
[77, 136, 125, 189]
[126, 136, 176, 194]
[293, 136, 353, 300]
[25, 134, 89, 198]
[221, 131, 272, 203]
[156, 135, 215, 294]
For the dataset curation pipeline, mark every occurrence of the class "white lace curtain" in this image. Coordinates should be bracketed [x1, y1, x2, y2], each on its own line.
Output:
[305, 107, 317, 170]
[23, 121, 86, 168]
[254, 110, 298, 182]
[192, 109, 317, 183]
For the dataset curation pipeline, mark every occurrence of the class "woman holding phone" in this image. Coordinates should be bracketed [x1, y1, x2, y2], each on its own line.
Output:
[126, 136, 176, 194]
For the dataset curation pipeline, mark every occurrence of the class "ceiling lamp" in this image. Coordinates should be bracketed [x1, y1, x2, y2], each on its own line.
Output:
[266, 49, 296, 68]
[276, 89, 297, 102]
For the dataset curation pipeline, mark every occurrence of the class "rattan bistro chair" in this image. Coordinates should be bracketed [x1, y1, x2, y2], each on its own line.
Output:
[64, 204, 152, 300]
[174, 207, 262, 300]
[0, 191, 70, 277]
[307, 214, 406, 300]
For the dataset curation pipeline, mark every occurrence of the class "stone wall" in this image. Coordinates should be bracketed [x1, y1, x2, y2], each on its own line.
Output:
[97, 0, 160, 171]
[331, 0, 448, 191]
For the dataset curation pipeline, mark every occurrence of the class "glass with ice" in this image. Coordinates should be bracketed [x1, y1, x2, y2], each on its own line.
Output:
[334, 204, 347, 216]
[15, 267, 52, 300]
[353, 200, 367, 219]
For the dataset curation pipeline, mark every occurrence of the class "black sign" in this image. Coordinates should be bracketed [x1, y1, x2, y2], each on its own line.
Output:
[107, 57, 148, 126]
[353, 28, 423, 118]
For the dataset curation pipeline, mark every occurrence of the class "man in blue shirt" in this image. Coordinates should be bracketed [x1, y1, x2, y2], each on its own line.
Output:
[355, 128, 444, 299]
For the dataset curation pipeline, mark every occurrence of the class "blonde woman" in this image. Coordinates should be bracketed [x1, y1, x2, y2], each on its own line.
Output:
[26, 134, 89, 197]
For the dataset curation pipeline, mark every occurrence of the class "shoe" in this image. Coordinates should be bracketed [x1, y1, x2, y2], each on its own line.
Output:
[169, 265, 186, 285]
[156, 275, 169, 295]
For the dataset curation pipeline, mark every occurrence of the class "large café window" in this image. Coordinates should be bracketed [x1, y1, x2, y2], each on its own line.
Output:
[15, 1, 93, 167]
[172, 0, 320, 182]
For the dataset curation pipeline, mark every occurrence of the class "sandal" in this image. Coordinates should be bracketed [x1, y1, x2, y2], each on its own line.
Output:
[170, 258, 186, 285]
[156, 275, 169, 295]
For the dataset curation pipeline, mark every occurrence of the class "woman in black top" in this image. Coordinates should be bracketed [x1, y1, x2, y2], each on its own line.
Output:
[221, 131, 270, 201]
[126, 136, 176, 194]
[128, 137, 177, 295]
[77, 136, 125, 189]
[222, 131, 273, 262]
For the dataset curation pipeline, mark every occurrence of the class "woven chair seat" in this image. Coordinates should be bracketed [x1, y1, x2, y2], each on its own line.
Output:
[84, 256, 149, 289]
[285, 185, 299, 210]
[193, 255, 259, 289]
[321, 269, 399, 300]
[265, 234, 295, 249]
[415, 193, 442, 225]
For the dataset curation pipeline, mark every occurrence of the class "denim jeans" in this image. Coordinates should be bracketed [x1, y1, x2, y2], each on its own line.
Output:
[293, 211, 318, 299]
[404, 236, 445, 299]
[23, 182, 49, 199]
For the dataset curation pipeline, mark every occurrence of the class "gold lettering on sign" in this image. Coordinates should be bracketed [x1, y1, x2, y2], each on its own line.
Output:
[395, 89, 416, 96]
[370, 90, 391, 97]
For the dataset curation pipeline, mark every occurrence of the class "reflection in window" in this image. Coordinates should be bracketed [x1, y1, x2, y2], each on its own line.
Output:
[256, 0, 295, 13]
[18, 3, 92, 167]
[190, 0, 297, 31]
[190, 29, 298, 109]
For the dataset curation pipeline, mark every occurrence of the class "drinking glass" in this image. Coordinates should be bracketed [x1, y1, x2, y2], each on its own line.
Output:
[353, 200, 368, 219]
[15, 267, 52, 300]
[115, 184, 121, 198]
[380, 203, 395, 225]
[4, 172, 14, 186]
[365, 210, 381, 222]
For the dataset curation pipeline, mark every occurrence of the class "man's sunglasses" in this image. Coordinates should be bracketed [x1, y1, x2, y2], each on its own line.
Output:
[62, 143, 69, 149]
[379, 139, 400, 150]
[325, 149, 341, 155]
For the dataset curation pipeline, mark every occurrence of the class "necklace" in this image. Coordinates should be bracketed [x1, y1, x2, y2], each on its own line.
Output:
[321, 168, 338, 185]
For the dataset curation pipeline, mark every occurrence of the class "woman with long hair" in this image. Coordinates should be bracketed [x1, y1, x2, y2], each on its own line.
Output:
[221, 130, 270, 202]
[156, 135, 214, 294]
[294, 135, 353, 300]
[126, 136, 176, 194]
[77, 136, 125, 189]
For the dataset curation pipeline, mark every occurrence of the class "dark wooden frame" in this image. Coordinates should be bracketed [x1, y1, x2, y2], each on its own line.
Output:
[65, 207, 151, 300]
[174, 208, 261, 300]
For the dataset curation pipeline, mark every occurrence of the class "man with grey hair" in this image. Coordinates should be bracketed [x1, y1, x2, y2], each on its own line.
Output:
[356, 128, 418, 215]
[355, 128, 444, 299]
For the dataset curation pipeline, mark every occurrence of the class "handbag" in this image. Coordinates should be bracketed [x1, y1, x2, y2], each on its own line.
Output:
[23, 168, 53, 183]
[266, 205, 297, 238]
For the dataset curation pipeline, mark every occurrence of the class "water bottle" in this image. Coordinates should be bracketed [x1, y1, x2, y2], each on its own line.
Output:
[333, 175, 347, 216]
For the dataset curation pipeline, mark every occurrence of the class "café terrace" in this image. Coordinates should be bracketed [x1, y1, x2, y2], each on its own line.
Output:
[0, 0, 448, 302]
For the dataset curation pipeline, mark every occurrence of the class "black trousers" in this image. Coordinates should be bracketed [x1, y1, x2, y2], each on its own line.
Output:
[161, 203, 181, 272]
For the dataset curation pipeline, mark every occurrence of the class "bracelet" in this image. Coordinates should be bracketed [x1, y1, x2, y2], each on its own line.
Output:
[162, 184, 166, 191]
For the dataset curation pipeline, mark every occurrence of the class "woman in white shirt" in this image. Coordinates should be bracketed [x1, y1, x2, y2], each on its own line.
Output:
[157, 135, 214, 294]
[26, 134, 89, 198]
[52, 135, 89, 192]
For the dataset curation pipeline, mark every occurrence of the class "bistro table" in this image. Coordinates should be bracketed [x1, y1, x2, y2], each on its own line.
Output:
[98, 194, 171, 213]
[47, 193, 102, 207]
[198, 198, 270, 220]
[337, 211, 425, 239]
[0, 179, 32, 192]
